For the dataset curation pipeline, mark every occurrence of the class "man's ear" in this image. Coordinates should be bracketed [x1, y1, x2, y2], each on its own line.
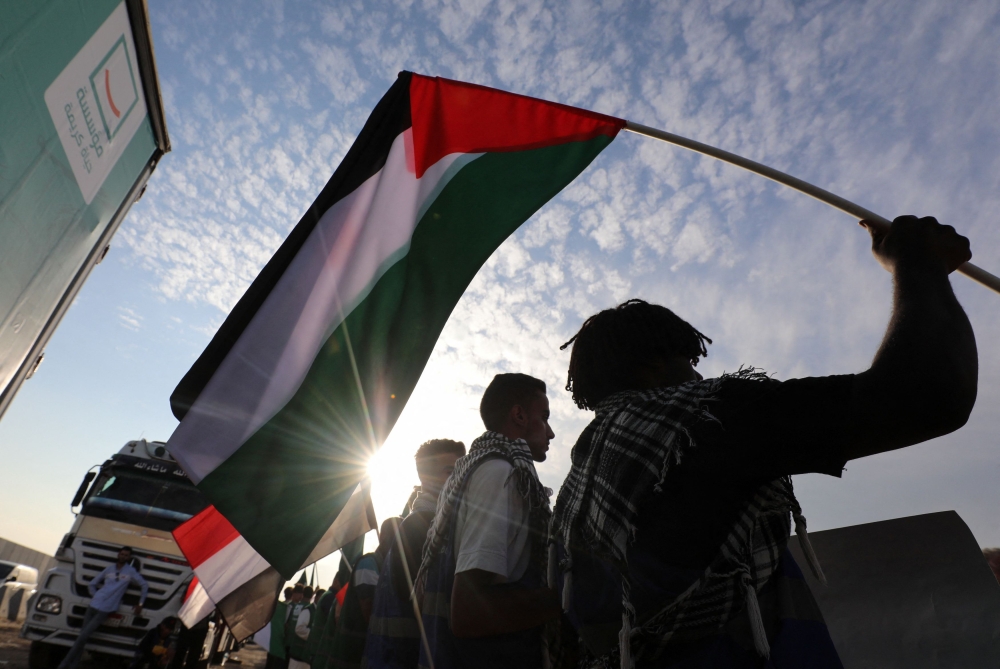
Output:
[509, 403, 528, 427]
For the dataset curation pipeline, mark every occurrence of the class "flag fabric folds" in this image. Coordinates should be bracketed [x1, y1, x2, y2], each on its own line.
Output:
[177, 577, 214, 628]
[166, 71, 624, 578]
[171, 483, 376, 639]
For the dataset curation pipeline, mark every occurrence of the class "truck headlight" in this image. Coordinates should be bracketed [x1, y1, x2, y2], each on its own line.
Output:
[36, 595, 61, 614]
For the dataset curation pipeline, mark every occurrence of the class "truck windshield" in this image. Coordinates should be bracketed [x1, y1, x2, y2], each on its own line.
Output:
[81, 468, 209, 531]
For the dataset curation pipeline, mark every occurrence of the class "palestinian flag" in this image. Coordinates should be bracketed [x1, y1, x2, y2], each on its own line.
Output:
[166, 71, 624, 578]
[171, 482, 376, 640]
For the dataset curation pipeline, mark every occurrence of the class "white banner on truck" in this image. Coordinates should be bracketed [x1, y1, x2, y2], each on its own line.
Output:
[44, 2, 147, 204]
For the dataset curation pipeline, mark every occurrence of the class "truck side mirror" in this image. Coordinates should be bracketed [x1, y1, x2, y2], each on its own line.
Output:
[71, 471, 97, 508]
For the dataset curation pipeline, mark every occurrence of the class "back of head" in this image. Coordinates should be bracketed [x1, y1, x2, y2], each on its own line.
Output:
[480, 373, 546, 431]
[377, 517, 402, 554]
[561, 299, 711, 410]
[302, 586, 314, 600]
[414, 439, 466, 474]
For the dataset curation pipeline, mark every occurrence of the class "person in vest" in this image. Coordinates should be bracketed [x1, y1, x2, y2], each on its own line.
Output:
[264, 589, 293, 669]
[287, 586, 315, 668]
[549, 216, 977, 668]
[284, 585, 306, 661]
[363, 439, 466, 668]
[415, 373, 563, 669]
[329, 518, 400, 669]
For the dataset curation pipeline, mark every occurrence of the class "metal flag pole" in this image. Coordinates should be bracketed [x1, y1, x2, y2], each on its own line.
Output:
[624, 120, 1000, 296]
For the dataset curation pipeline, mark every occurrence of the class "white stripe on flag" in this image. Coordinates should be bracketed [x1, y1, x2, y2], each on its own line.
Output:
[169, 128, 480, 483]
[178, 581, 214, 628]
[196, 535, 271, 603]
[189, 482, 372, 610]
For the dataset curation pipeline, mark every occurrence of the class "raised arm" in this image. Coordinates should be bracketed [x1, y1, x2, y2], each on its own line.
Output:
[845, 216, 978, 460]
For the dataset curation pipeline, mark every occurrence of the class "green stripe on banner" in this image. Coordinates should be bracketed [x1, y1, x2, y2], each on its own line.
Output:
[200, 134, 613, 577]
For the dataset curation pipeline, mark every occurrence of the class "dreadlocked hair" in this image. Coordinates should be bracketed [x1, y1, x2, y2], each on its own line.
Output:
[560, 299, 712, 410]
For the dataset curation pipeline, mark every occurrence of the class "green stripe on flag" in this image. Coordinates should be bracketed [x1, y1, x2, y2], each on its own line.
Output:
[200, 134, 613, 577]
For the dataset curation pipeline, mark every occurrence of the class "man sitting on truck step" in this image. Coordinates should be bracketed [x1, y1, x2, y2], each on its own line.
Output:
[58, 545, 149, 669]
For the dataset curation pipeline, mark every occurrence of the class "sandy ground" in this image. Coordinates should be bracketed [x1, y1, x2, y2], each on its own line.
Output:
[0, 620, 266, 669]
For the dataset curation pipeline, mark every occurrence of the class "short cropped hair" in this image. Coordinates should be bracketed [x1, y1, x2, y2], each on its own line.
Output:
[302, 586, 314, 599]
[479, 373, 546, 431]
[414, 439, 466, 473]
[119, 546, 133, 553]
[561, 299, 711, 410]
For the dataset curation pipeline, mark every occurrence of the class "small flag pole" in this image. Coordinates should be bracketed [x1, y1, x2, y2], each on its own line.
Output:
[623, 120, 1000, 295]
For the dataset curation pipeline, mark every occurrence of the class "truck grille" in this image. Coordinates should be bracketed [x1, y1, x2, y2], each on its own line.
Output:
[74, 541, 190, 611]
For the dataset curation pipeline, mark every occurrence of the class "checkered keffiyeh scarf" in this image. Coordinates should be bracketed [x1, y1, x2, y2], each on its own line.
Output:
[417, 430, 552, 581]
[549, 369, 825, 668]
[415, 431, 571, 668]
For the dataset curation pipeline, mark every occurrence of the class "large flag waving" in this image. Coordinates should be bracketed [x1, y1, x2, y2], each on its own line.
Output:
[166, 71, 624, 577]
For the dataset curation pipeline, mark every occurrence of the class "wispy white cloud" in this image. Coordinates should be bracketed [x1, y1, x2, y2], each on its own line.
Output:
[115, 0, 1000, 542]
[117, 307, 143, 332]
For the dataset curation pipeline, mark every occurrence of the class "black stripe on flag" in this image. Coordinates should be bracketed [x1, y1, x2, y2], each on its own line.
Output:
[170, 71, 415, 420]
[216, 566, 286, 642]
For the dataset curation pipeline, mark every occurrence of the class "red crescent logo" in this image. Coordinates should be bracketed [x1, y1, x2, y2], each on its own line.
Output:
[105, 69, 121, 118]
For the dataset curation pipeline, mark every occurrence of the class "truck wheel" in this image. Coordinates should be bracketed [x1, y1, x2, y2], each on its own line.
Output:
[28, 641, 67, 669]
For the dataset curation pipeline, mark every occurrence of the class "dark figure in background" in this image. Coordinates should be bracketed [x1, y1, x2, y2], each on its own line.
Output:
[392, 439, 467, 598]
[264, 588, 296, 669]
[282, 586, 306, 667]
[364, 438, 466, 668]
[129, 617, 178, 669]
[328, 518, 401, 669]
[417, 373, 563, 669]
[550, 216, 977, 668]
[287, 585, 316, 669]
[169, 615, 210, 669]
[311, 575, 343, 669]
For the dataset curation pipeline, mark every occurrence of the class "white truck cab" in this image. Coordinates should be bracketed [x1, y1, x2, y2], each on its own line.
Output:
[22, 440, 212, 668]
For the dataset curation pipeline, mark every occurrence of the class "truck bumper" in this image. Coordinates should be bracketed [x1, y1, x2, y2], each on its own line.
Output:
[22, 621, 142, 658]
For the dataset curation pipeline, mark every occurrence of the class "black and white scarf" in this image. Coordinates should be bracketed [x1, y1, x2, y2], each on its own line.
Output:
[415, 431, 568, 668]
[549, 369, 825, 668]
[417, 430, 552, 581]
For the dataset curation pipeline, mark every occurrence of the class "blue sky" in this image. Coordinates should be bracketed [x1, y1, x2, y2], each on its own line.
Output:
[2, 0, 999, 588]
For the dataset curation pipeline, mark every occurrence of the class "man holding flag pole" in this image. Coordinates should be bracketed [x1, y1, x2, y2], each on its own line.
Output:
[162, 69, 993, 662]
[550, 214, 977, 668]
